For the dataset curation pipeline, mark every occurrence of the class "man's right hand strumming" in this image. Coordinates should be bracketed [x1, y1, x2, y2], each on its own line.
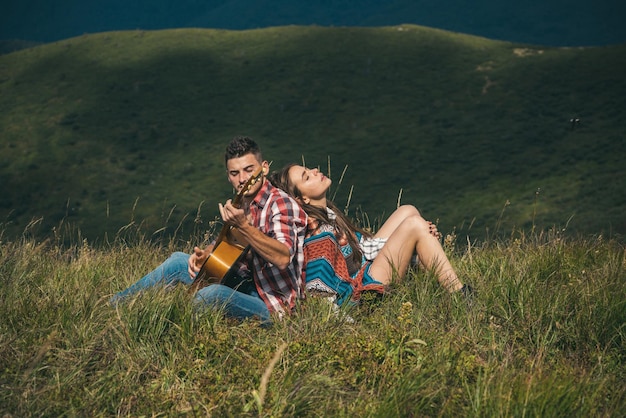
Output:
[188, 244, 214, 278]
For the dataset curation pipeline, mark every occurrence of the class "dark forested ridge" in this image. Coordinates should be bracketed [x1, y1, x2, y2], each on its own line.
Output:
[2, 0, 625, 47]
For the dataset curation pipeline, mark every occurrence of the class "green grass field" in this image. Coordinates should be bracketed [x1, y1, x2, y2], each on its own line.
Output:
[1, 229, 624, 416]
[1, 25, 625, 244]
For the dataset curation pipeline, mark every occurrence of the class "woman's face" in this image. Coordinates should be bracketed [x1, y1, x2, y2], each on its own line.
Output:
[287, 165, 332, 205]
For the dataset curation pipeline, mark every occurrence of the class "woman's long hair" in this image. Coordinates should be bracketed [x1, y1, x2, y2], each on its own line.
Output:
[269, 163, 372, 266]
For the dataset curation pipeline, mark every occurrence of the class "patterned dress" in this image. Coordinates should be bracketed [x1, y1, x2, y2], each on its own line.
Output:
[302, 209, 386, 306]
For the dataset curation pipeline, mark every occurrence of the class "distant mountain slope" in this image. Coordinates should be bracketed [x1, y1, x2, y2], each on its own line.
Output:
[1, 0, 625, 46]
[1, 26, 625, 243]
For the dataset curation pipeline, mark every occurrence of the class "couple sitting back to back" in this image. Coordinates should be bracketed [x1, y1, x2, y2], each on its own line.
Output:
[110, 136, 470, 324]
[269, 163, 471, 306]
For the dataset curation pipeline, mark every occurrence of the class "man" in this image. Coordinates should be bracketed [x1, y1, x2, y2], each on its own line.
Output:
[110, 136, 308, 323]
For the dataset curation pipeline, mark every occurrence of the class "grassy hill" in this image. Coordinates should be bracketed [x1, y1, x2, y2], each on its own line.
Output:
[1, 231, 625, 415]
[1, 26, 625, 244]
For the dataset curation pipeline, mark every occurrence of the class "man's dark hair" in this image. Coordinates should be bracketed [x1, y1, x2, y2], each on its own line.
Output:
[224, 136, 263, 164]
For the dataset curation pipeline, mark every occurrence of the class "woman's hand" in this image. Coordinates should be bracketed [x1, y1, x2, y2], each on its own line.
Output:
[428, 221, 442, 240]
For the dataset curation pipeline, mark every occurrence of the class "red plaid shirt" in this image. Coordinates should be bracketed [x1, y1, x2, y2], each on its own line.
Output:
[244, 179, 307, 316]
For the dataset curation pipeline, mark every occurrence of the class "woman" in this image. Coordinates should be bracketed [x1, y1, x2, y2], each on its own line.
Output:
[269, 164, 472, 305]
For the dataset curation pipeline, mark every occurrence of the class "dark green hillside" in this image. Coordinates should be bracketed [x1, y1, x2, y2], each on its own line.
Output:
[1, 26, 625, 243]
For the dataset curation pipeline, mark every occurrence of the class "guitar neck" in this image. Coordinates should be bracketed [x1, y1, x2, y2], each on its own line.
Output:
[214, 166, 263, 246]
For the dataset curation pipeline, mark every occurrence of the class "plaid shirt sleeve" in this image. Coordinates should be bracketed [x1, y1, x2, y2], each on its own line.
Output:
[249, 182, 307, 316]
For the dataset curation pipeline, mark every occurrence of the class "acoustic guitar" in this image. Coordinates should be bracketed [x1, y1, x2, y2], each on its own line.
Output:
[189, 166, 264, 293]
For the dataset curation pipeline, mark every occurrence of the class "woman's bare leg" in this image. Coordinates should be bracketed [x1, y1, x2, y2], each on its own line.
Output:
[374, 205, 421, 238]
[368, 215, 463, 292]
[375, 205, 441, 240]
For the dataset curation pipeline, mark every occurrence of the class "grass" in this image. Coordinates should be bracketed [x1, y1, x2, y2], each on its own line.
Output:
[1, 223, 624, 416]
[1, 26, 625, 244]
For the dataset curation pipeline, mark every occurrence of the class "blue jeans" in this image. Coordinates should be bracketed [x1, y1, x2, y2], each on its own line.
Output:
[110, 252, 271, 323]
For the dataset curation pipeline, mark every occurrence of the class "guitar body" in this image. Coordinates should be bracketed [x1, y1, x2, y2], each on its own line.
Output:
[188, 166, 263, 294]
[202, 240, 248, 280]
[188, 238, 250, 293]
